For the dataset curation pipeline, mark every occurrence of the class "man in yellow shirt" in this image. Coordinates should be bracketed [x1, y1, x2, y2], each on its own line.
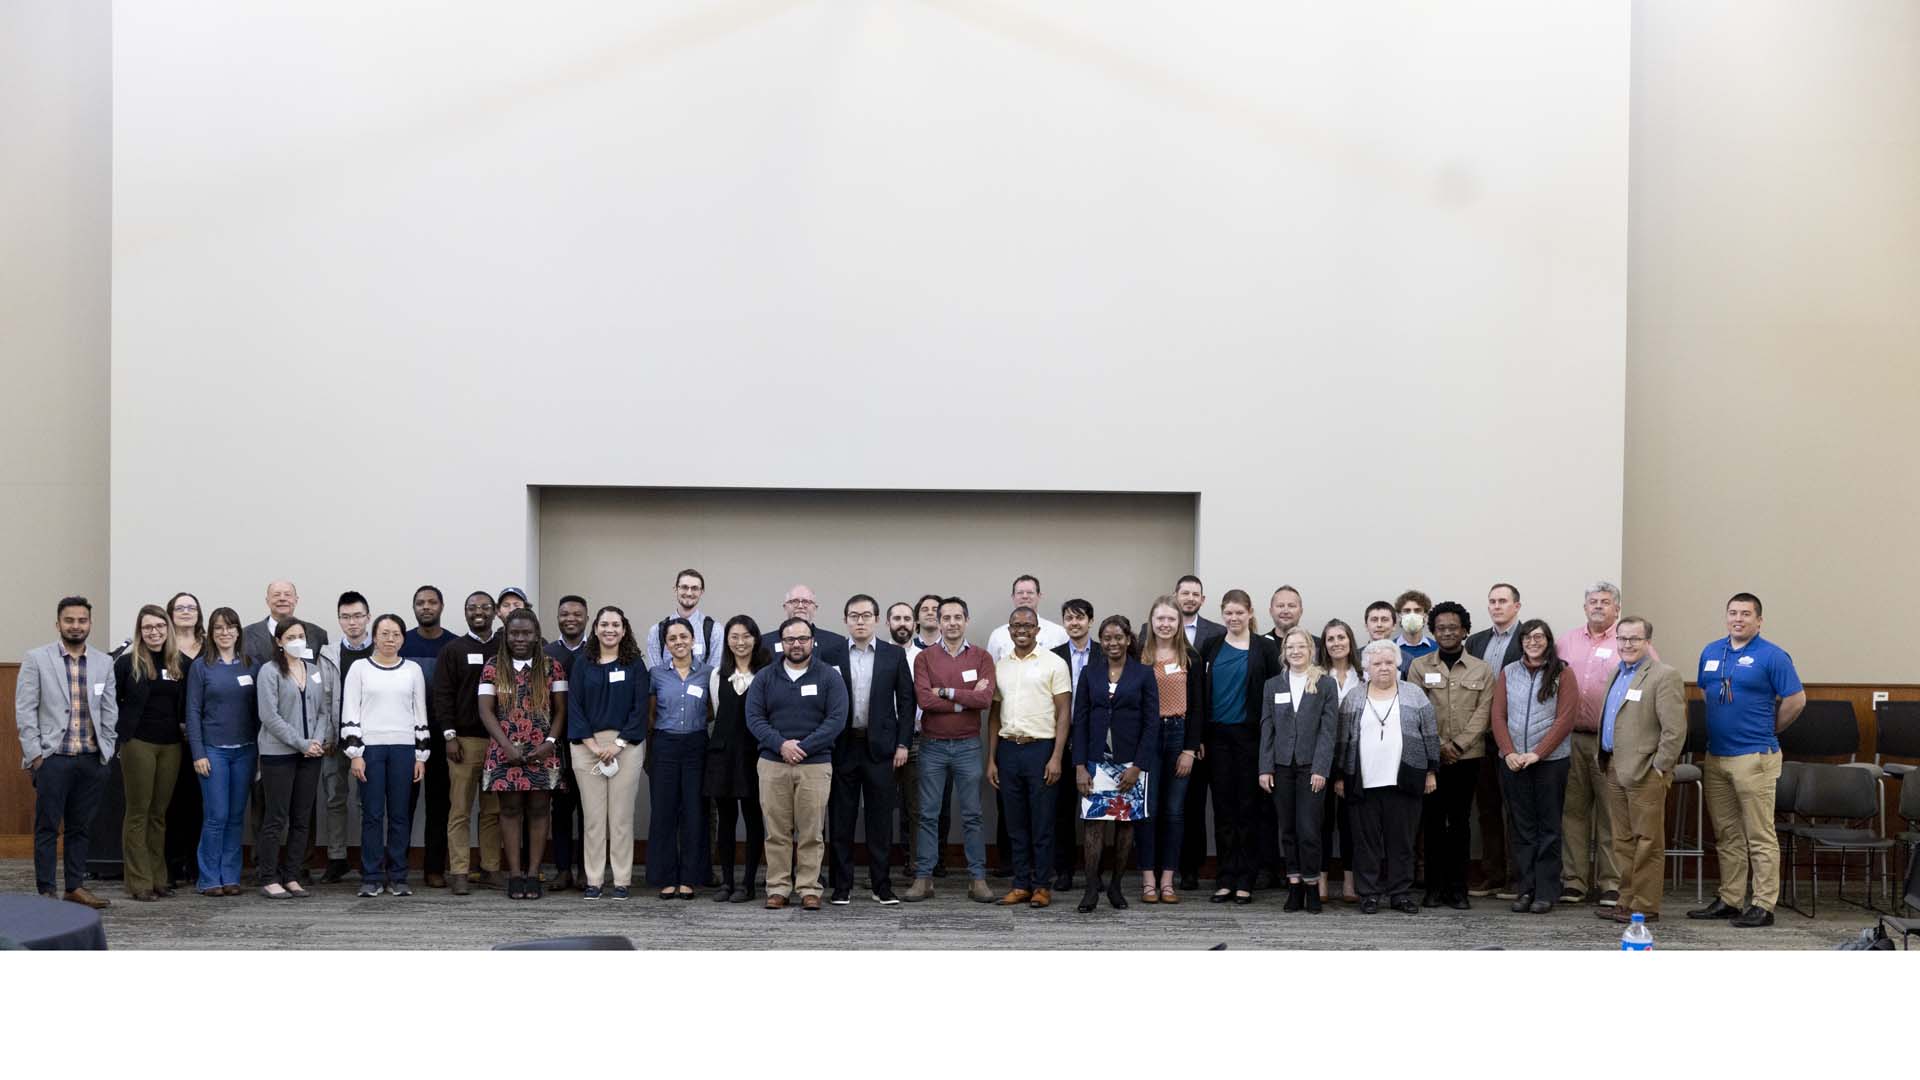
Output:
[988, 606, 1072, 908]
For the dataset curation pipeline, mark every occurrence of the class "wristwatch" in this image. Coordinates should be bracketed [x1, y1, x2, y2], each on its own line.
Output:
[442, 729, 456, 741]
[614, 738, 628, 749]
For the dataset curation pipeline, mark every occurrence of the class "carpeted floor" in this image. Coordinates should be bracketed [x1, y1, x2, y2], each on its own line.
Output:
[2, 860, 1890, 949]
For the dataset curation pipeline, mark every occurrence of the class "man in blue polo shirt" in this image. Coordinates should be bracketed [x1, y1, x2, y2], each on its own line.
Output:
[1686, 592, 1806, 928]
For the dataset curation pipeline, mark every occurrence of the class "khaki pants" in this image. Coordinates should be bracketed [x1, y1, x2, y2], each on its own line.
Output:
[1603, 764, 1669, 915]
[759, 758, 832, 898]
[1561, 733, 1618, 895]
[1703, 750, 1782, 911]
[120, 739, 181, 896]
[572, 734, 643, 887]
[446, 736, 501, 875]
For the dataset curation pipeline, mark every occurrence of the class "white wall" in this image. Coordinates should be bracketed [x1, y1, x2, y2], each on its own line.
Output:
[111, 1, 1628, 635]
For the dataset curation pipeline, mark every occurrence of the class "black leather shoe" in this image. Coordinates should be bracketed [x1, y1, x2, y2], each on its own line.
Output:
[1528, 899, 1553, 914]
[711, 887, 734, 903]
[1178, 873, 1199, 891]
[1731, 905, 1774, 928]
[319, 859, 351, 884]
[1360, 896, 1379, 914]
[1392, 896, 1420, 915]
[1421, 890, 1441, 908]
[1303, 889, 1322, 913]
[1283, 883, 1304, 912]
[1511, 894, 1533, 914]
[1448, 894, 1471, 911]
[1687, 898, 1739, 920]
[1106, 879, 1129, 910]
[1077, 883, 1101, 914]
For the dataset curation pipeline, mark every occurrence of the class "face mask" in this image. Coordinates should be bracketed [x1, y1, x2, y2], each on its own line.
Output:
[284, 640, 309, 660]
[1400, 613, 1425, 637]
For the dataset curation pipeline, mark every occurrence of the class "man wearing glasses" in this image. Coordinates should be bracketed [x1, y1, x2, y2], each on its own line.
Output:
[1688, 593, 1805, 928]
[1594, 617, 1685, 923]
[745, 617, 849, 911]
[827, 595, 915, 905]
[1554, 581, 1656, 907]
[760, 584, 850, 671]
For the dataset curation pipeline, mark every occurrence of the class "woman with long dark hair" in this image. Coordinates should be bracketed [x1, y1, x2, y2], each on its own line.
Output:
[163, 591, 205, 889]
[1198, 590, 1279, 904]
[477, 609, 568, 900]
[646, 616, 711, 899]
[1318, 618, 1363, 903]
[1491, 618, 1579, 914]
[185, 607, 258, 897]
[569, 605, 645, 900]
[115, 605, 185, 901]
[706, 615, 769, 903]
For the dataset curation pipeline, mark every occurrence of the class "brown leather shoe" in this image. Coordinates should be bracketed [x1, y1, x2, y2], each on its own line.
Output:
[64, 887, 111, 910]
[1029, 888, 1052, 908]
[448, 874, 471, 896]
[997, 888, 1032, 906]
[801, 894, 822, 911]
[1142, 887, 1160, 904]
[222, 884, 243, 896]
[424, 873, 447, 889]
[765, 893, 789, 909]
[1160, 885, 1180, 904]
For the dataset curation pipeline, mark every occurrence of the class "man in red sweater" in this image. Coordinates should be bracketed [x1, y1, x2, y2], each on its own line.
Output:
[903, 597, 997, 903]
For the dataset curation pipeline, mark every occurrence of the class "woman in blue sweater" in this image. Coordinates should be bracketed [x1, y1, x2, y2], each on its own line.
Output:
[185, 607, 259, 896]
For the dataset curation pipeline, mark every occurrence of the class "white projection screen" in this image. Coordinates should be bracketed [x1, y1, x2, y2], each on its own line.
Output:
[112, 1, 1628, 640]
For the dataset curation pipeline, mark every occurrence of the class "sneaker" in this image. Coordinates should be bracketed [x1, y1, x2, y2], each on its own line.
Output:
[611, 886, 630, 901]
[1558, 887, 1586, 904]
[830, 889, 852, 905]
[1596, 889, 1620, 907]
[1466, 882, 1497, 898]
[388, 882, 413, 897]
[357, 882, 384, 898]
[582, 885, 602, 901]
[872, 884, 901, 905]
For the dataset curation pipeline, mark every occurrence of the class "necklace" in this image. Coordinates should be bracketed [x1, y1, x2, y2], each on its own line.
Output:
[1367, 697, 1394, 741]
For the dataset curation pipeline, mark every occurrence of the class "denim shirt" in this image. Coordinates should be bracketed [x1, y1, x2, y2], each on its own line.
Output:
[649, 660, 713, 736]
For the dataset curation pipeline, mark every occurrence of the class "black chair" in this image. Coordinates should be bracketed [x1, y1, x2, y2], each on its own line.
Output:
[1666, 700, 1710, 900]
[1873, 701, 1920, 779]
[1775, 760, 1805, 911]
[1786, 764, 1894, 916]
[1877, 839, 1920, 949]
[1780, 700, 1866, 764]
[1893, 770, 1920, 916]
[491, 935, 636, 951]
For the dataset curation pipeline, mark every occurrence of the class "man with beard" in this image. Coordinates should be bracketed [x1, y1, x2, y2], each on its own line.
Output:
[18, 596, 119, 908]
[1175, 575, 1225, 649]
[896, 594, 951, 875]
[543, 594, 590, 891]
[886, 602, 915, 647]
[401, 586, 456, 887]
[746, 617, 849, 910]
[646, 568, 722, 669]
[432, 591, 504, 894]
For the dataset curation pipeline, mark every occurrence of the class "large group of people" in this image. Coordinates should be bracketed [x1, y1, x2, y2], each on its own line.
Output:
[16, 570, 1804, 930]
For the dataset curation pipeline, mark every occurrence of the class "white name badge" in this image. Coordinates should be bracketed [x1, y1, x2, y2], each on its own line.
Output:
[609, 670, 626, 683]
[961, 669, 978, 682]
[1703, 660, 1720, 672]
[800, 684, 818, 697]
[1424, 673, 1444, 686]
[467, 653, 484, 665]
[1163, 663, 1181, 675]
[237, 675, 254, 687]
[832, 665, 841, 674]
[1625, 688, 1644, 702]
[1595, 648, 1613, 659]
[161, 670, 174, 682]
[1273, 692, 1290, 705]
[686, 685, 704, 699]
[311, 672, 321, 683]
[92, 682, 104, 696]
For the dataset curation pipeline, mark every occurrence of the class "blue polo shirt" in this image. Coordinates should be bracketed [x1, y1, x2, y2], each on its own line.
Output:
[1698, 634, 1802, 757]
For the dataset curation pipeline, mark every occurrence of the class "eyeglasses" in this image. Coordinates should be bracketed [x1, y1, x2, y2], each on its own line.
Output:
[172, 604, 199, 614]
[781, 636, 813, 645]
[1616, 635, 1647, 646]
[846, 612, 876, 622]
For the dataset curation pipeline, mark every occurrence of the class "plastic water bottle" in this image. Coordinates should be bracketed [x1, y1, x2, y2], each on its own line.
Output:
[1619, 912, 1653, 951]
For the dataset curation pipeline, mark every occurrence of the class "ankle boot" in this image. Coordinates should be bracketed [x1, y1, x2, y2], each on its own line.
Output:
[1284, 882, 1305, 911]
[1078, 877, 1102, 914]
[1105, 875, 1128, 910]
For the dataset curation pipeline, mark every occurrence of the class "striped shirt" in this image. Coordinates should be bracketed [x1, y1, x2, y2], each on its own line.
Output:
[60, 651, 99, 756]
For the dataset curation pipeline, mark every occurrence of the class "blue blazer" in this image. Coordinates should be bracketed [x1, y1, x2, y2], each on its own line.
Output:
[1071, 657, 1158, 769]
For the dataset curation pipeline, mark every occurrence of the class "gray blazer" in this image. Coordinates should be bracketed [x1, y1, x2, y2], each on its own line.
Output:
[15, 642, 120, 766]
[1334, 681, 1441, 786]
[1257, 670, 1339, 778]
[255, 659, 338, 756]
[241, 617, 330, 670]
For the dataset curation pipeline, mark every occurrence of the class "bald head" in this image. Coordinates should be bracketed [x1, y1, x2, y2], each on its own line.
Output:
[782, 584, 819, 622]
[265, 580, 300, 620]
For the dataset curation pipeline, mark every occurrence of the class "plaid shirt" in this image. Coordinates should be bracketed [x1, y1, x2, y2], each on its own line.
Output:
[59, 651, 100, 756]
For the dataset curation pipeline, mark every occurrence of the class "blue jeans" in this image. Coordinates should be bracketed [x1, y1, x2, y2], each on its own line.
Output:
[646, 730, 708, 887]
[1137, 717, 1190, 873]
[196, 744, 256, 890]
[915, 737, 984, 879]
[995, 738, 1057, 890]
[358, 745, 414, 884]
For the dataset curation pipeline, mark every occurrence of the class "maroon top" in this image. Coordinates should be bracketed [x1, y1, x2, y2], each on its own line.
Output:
[912, 641, 997, 741]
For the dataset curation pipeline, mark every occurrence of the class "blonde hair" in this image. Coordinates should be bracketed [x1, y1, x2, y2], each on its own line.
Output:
[130, 604, 182, 684]
[1136, 595, 1194, 670]
[1280, 626, 1324, 684]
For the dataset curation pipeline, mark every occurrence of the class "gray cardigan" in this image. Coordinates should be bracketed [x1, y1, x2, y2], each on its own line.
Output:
[1257, 670, 1339, 777]
[15, 642, 120, 766]
[1334, 680, 1442, 786]
[255, 658, 338, 756]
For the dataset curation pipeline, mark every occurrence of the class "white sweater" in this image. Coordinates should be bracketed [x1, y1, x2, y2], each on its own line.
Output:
[341, 658, 430, 761]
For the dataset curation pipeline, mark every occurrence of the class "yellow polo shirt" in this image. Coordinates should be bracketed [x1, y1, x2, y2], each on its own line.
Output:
[993, 649, 1071, 741]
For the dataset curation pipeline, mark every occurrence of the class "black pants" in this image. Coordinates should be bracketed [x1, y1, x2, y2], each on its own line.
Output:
[1052, 737, 1081, 885]
[33, 753, 107, 894]
[1352, 785, 1421, 900]
[716, 791, 765, 891]
[1424, 756, 1481, 898]
[549, 741, 581, 873]
[258, 754, 323, 884]
[1204, 723, 1260, 891]
[419, 737, 449, 875]
[1258, 781, 1283, 882]
[1179, 748, 1212, 881]
[829, 743, 896, 891]
[1500, 755, 1570, 903]
[1272, 763, 1326, 881]
[165, 747, 202, 883]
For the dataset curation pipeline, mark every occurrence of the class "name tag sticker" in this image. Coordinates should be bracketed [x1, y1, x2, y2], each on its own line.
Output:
[311, 672, 321, 683]
[1595, 647, 1613, 659]
[686, 685, 704, 699]
[1163, 663, 1180, 675]
[1703, 660, 1720, 673]
[800, 684, 818, 697]
[961, 669, 978, 682]
[161, 670, 174, 681]
[1625, 688, 1644, 702]
[1424, 673, 1444, 686]
[467, 653, 484, 665]
[609, 670, 626, 683]
[1274, 692, 1290, 705]
[92, 682, 104, 696]
[237, 675, 253, 687]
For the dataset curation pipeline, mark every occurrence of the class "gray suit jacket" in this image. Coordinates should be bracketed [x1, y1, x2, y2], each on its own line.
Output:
[15, 642, 120, 766]
[1257, 671, 1340, 777]
[241, 617, 330, 670]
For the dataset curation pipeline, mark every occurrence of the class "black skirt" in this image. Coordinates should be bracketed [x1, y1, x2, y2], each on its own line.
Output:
[703, 737, 759, 799]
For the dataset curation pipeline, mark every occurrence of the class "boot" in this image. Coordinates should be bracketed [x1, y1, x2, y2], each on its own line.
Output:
[1284, 882, 1305, 911]
[1077, 877, 1102, 914]
[1105, 875, 1128, 910]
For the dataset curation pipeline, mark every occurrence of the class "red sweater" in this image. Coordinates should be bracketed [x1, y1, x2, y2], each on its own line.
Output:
[913, 641, 997, 740]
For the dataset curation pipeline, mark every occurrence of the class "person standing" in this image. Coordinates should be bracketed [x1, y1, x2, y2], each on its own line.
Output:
[746, 617, 849, 910]
[1404, 601, 1494, 910]
[987, 606, 1072, 909]
[708, 616, 770, 903]
[568, 606, 646, 901]
[886, 602, 916, 646]
[542, 594, 590, 891]
[645, 617, 711, 899]
[1198, 590, 1279, 905]
[1687, 593, 1806, 929]
[1174, 571, 1225, 887]
[315, 592, 373, 884]
[114, 605, 185, 902]
[1072, 615, 1155, 913]
[759, 585, 850, 670]
[1135, 596, 1205, 903]
[1258, 626, 1339, 913]
[163, 592, 205, 889]
[1173, 575, 1225, 649]
[895, 593, 950, 877]
[255, 619, 333, 899]
[432, 591, 504, 895]
[401, 585, 457, 888]
[477, 609, 569, 900]
[1391, 590, 1436, 675]
[1596, 616, 1685, 923]
[1491, 620, 1579, 914]
[829, 595, 915, 905]
[1049, 598, 1097, 891]
[645, 568, 723, 669]
[240, 580, 331, 672]
[186, 607, 258, 897]
[985, 575, 1071, 661]
[1464, 582, 1523, 899]
[18, 597, 119, 908]
[1556, 581, 1658, 907]
[1362, 601, 1396, 643]
[1333, 639, 1440, 915]
[904, 597, 997, 903]
[1318, 618, 1363, 904]
[343, 614, 431, 897]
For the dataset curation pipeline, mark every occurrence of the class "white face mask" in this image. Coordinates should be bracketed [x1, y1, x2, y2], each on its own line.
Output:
[283, 640, 309, 660]
[1400, 613, 1425, 637]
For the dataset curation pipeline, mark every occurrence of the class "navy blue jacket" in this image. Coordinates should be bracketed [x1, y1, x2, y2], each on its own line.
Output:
[744, 658, 848, 765]
[837, 639, 915, 761]
[1071, 656, 1158, 769]
[567, 654, 647, 743]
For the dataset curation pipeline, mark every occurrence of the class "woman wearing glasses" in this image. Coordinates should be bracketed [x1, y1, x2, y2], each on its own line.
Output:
[1490, 619, 1579, 914]
[164, 592, 206, 889]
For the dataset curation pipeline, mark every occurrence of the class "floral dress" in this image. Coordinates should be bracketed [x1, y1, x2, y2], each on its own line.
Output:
[481, 656, 569, 792]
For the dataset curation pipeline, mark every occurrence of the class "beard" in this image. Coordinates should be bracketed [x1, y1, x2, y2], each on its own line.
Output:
[890, 626, 912, 645]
